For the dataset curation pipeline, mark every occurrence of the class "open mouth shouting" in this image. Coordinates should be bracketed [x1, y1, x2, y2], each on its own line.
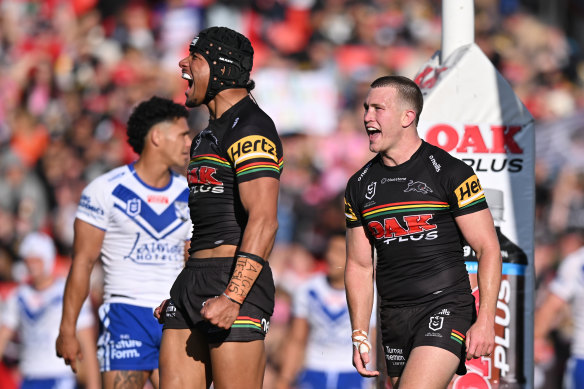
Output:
[366, 126, 381, 141]
[182, 72, 193, 95]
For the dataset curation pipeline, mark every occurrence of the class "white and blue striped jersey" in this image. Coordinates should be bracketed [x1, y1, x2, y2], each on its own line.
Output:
[1, 278, 94, 378]
[76, 163, 192, 308]
[549, 246, 584, 358]
[293, 274, 376, 371]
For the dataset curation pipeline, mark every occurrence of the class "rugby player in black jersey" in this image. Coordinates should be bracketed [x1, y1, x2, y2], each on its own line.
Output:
[344, 76, 502, 388]
[153, 27, 283, 389]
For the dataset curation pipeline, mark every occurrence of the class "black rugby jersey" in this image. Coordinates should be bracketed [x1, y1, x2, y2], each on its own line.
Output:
[187, 96, 283, 253]
[344, 140, 488, 307]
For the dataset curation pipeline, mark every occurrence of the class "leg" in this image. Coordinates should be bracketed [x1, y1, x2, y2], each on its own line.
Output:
[149, 369, 159, 389]
[391, 346, 459, 389]
[209, 340, 266, 389]
[102, 370, 150, 389]
[159, 328, 212, 389]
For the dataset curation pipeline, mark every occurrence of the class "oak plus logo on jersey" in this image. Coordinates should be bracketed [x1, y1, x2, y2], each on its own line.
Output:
[455, 175, 484, 209]
[404, 180, 433, 194]
[188, 166, 224, 194]
[367, 214, 438, 242]
[227, 135, 278, 165]
[365, 181, 377, 200]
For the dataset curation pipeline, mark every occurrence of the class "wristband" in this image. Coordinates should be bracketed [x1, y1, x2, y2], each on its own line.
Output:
[222, 292, 242, 306]
[352, 329, 371, 354]
[236, 251, 266, 265]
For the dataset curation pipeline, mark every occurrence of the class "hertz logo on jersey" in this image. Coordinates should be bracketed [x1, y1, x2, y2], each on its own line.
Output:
[455, 175, 485, 209]
[227, 135, 278, 166]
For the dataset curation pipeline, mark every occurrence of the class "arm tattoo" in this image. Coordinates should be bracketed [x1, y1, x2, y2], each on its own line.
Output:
[226, 256, 262, 300]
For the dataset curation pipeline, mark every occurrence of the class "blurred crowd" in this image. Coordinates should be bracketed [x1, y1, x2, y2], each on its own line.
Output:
[1, 0, 583, 388]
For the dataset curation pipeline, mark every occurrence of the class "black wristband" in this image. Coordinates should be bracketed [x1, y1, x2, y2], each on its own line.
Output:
[236, 251, 266, 265]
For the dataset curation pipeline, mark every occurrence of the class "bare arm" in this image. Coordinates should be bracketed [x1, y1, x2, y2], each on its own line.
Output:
[534, 292, 567, 362]
[56, 219, 104, 373]
[0, 325, 15, 359]
[275, 317, 309, 389]
[345, 226, 379, 377]
[455, 208, 502, 359]
[201, 177, 279, 328]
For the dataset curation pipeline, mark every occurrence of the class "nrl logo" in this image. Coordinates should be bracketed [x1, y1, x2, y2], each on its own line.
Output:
[404, 180, 433, 194]
[127, 198, 141, 217]
[365, 182, 377, 200]
[428, 316, 444, 331]
[428, 315, 443, 331]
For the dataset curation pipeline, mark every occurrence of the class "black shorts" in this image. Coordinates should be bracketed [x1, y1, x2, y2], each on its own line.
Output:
[380, 292, 476, 377]
[163, 257, 275, 343]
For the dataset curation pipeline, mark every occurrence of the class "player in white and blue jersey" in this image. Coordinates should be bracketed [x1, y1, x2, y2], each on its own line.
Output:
[56, 96, 193, 389]
[535, 243, 584, 389]
[0, 232, 99, 389]
[276, 234, 376, 389]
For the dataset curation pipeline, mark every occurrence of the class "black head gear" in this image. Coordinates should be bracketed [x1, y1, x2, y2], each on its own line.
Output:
[189, 26, 254, 104]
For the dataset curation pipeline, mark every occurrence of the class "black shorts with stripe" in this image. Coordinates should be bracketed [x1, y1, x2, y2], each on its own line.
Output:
[163, 257, 274, 343]
[380, 291, 476, 377]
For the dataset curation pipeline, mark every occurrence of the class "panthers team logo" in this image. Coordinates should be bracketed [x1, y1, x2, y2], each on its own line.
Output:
[429, 315, 444, 331]
[127, 198, 141, 217]
[404, 180, 433, 194]
[365, 182, 377, 200]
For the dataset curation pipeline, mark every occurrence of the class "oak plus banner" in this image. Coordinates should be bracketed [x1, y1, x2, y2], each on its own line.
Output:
[415, 43, 535, 389]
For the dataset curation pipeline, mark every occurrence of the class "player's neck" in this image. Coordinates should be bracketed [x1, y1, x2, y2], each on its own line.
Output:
[381, 136, 422, 167]
[207, 89, 248, 119]
[133, 157, 171, 188]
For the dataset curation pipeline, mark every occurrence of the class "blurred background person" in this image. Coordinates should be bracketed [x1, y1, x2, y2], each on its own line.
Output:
[0, 232, 99, 389]
[534, 233, 584, 389]
[275, 232, 376, 389]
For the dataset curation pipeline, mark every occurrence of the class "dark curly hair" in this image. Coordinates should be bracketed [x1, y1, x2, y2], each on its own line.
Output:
[127, 96, 189, 154]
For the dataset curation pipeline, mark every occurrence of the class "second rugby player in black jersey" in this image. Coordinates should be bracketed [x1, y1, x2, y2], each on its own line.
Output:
[344, 76, 502, 388]
[154, 27, 283, 389]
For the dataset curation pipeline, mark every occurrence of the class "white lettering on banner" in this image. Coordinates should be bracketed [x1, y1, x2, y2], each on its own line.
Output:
[494, 279, 511, 377]
[462, 158, 523, 173]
